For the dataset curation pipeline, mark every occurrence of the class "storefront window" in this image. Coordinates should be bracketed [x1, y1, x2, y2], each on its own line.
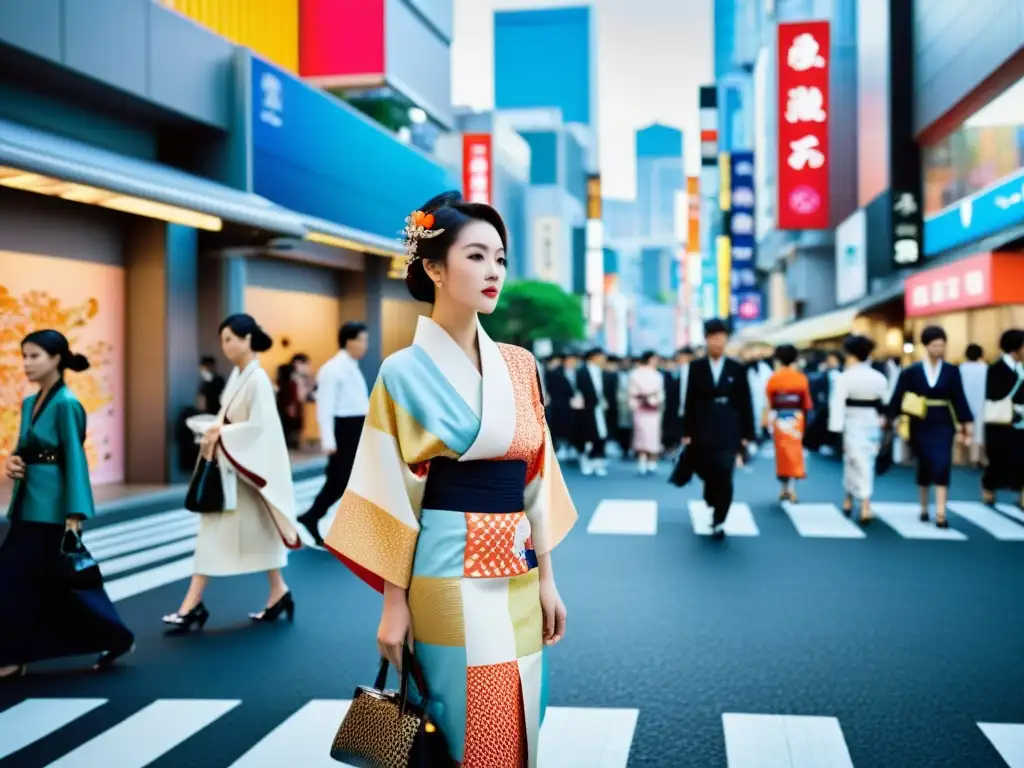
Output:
[922, 75, 1024, 215]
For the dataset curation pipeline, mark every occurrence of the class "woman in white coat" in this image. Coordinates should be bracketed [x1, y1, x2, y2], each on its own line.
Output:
[162, 314, 301, 630]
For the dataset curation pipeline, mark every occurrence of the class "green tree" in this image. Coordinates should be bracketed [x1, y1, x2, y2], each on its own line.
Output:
[480, 280, 586, 348]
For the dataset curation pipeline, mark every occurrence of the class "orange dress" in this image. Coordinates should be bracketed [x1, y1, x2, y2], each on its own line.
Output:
[765, 366, 814, 480]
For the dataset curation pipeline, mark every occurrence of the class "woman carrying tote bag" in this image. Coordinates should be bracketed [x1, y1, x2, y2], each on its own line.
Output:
[981, 329, 1024, 508]
[163, 314, 301, 631]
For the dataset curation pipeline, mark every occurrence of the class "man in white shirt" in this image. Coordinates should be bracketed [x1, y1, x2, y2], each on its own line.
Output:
[297, 321, 370, 546]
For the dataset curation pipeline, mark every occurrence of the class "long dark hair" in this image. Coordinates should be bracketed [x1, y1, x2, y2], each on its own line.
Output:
[404, 191, 508, 303]
[219, 314, 273, 352]
[21, 329, 90, 373]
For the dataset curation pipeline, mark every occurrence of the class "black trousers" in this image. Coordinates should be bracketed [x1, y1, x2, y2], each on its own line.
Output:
[698, 447, 738, 526]
[305, 416, 364, 522]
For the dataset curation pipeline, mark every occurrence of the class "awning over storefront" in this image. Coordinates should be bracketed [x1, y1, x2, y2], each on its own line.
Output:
[761, 306, 860, 347]
[0, 117, 307, 236]
[301, 215, 405, 259]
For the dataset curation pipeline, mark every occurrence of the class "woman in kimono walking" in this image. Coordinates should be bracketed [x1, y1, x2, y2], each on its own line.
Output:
[163, 314, 301, 630]
[325, 192, 577, 768]
[1, 330, 134, 678]
[888, 325, 974, 528]
[628, 351, 665, 475]
[981, 329, 1024, 507]
[765, 344, 813, 501]
[828, 335, 890, 523]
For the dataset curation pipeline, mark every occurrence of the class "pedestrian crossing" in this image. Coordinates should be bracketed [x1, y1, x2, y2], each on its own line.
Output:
[2, 697, 1021, 767]
[71, 481, 1024, 608]
[587, 498, 1024, 542]
[84, 478, 328, 604]
[0, 697, 639, 768]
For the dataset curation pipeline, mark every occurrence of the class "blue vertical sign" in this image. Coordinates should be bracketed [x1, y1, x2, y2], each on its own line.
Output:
[729, 151, 761, 327]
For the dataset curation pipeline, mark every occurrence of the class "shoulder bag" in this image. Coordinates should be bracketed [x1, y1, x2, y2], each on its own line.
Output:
[983, 376, 1023, 426]
[330, 646, 452, 767]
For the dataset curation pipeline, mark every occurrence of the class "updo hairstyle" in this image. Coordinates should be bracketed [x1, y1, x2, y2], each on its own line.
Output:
[219, 313, 273, 352]
[842, 334, 876, 362]
[405, 191, 508, 303]
[21, 329, 90, 372]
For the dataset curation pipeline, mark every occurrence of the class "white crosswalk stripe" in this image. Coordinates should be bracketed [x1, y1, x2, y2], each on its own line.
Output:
[722, 713, 855, 767]
[0, 698, 640, 768]
[583, 499, 1024, 542]
[780, 502, 866, 539]
[587, 500, 658, 535]
[688, 501, 760, 536]
[83, 477, 327, 603]
[978, 722, 1024, 767]
[871, 503, 969, 540]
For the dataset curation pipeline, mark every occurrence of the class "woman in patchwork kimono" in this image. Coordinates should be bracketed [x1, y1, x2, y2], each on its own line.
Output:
[887, 325, 974, 528]
[828, 335, 890, 523]
[325, 191, 577, 768]
[765, 344, 813, 501]
[1, 330, 134, 678]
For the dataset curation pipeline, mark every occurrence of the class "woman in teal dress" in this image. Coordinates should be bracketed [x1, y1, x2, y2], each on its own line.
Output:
[0, 329, 134, 679]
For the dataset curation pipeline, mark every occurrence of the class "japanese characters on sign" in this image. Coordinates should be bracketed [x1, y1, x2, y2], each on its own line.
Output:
[462, 134, 493, 206]
[777, 21, 831, 230]
[892, 190, 922, 267]
[259, 72, 284, 128]
[729, 150, 761, 326]
[903, 253, 992, 318]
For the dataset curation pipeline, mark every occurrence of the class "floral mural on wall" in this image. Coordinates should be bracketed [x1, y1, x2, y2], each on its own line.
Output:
[0, 252, 125, 485]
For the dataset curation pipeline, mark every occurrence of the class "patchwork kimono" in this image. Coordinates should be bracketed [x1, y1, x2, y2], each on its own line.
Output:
[325, 316, 578, 768]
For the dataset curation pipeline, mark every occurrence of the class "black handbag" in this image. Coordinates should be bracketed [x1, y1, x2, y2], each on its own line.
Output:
[330, 646, 452, 767]
[59, 529, 103, 591]
[184, 456, 225, 513]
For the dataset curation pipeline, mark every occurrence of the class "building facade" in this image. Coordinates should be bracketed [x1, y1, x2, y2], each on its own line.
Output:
[164, 0, 454, 152]
[493, 6, 599, 168]
[635, 124, 685, 241]
[0, 0, 455, 489]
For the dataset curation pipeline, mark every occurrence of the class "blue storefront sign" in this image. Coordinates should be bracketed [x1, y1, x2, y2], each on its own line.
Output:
[729, 151, 761, 328]
[249, 55, 457, 240]
[924, 167, 1024, 256]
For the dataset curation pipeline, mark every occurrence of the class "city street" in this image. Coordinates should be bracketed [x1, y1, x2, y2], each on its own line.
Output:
[2, 451, 1023, 767]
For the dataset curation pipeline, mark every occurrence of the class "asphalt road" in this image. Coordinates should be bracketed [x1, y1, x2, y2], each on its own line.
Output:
[2, 449, 1023, 767]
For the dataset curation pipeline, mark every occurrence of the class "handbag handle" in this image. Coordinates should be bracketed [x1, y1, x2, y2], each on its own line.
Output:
[374, 646, 430, 717]
[60, 527, 85, 554]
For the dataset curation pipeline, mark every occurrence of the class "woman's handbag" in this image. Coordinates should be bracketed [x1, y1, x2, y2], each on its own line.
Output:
[983, 377, 1023, 425]
[330, 647, 452, 767]
[184, 455, 225, 513]
[59, 528, 103, 591]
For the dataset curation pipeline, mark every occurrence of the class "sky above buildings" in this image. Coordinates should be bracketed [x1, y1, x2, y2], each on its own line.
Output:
[450, 0, 714, 200]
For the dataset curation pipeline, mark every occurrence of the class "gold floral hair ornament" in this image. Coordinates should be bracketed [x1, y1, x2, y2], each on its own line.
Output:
[402, 210, 445, 264]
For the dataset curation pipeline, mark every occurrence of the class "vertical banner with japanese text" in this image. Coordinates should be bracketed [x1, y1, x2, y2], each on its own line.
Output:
[729, 150, 761, 327]
[462, 133, 493, 205]
[777, 20, 831, 230]
[699, 86, 720, 321]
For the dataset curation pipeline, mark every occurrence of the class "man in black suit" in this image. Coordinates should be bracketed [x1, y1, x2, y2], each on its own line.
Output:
[682, 319, 756, 539]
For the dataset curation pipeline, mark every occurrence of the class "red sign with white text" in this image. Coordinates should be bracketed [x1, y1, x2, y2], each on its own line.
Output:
[904, 253, 993, 317]
[462, 134, 493, 206]
[776, 21, 831, 230]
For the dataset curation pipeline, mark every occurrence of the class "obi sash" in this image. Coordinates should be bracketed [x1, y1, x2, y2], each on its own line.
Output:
[422, 458, 527, 514]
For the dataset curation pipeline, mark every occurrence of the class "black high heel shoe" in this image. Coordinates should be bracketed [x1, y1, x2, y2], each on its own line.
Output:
[94, 642, 135, 671]
[250, 592, 295, 622]
[162, 602, 210, 631]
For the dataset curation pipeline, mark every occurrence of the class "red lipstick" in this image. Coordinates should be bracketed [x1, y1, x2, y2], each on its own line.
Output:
[482, 287, 498, 298]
